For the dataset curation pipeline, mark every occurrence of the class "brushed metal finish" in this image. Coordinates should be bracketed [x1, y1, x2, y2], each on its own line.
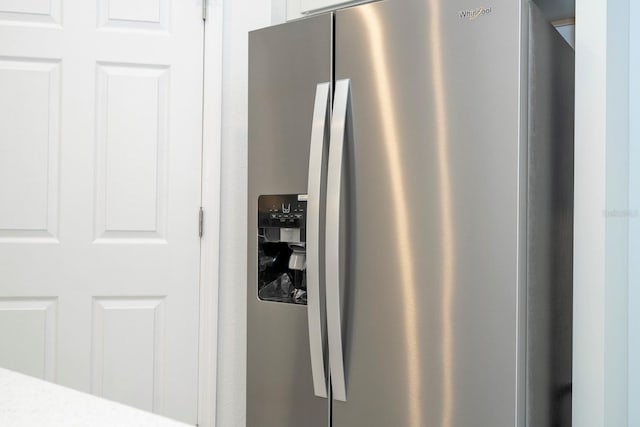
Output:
[325, 79, 351, 402]
[306, 82, 331, 398]
[333, 1, 524, 426]
[248, 2, 573, 426]
[247, 14, 332, 427]
[525, 3, 574, 426]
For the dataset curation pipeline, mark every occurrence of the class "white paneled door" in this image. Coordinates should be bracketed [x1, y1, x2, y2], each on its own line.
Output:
[0, 0, 204, 423]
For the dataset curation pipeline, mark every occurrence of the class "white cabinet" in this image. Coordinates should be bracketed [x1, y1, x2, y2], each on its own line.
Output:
[287, 0, 373, 20]
[300, 0, 361, 13]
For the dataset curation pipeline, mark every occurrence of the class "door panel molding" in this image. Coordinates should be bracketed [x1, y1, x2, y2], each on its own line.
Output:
[0, 57, 60, 242]
[94, 62, 170, 244]
[91, 296, 166, 413]
[0, 0, 62, 27]
[0, 297, 58, 381]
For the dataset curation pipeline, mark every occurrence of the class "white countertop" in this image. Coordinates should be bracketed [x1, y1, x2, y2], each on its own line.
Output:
[0, 368, 190, 427]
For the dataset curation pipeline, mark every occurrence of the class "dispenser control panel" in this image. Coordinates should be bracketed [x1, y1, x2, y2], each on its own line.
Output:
[258, 194, 307, 237]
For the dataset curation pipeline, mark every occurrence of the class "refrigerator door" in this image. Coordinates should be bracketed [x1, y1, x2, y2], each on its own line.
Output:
[332, 1, 525, 426]
[247, 14, 332, 427]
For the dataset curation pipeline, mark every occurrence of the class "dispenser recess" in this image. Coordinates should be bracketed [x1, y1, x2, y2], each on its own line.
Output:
[257, 194, 308, 305]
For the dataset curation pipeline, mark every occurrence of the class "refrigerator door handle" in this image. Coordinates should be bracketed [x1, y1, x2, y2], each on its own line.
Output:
[307, 81, 331, 398]
[326, 78, 350, 402]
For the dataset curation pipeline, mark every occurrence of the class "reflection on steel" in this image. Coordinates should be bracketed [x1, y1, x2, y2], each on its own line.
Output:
[357, 7, 422, 427]
[427, 0, 455, 426]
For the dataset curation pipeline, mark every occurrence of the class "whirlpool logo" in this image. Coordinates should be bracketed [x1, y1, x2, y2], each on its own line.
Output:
[458, 6, 493, 20]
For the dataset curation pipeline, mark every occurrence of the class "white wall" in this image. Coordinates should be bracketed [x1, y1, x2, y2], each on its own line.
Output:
[628, 0, 639, 424]
[573, 0, 633, 426]
[215, 1, 283, 427]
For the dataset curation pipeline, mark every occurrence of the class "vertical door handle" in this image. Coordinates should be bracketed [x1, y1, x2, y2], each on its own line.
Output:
[326, 79, 350, 402]
[307, 82, 331, 398]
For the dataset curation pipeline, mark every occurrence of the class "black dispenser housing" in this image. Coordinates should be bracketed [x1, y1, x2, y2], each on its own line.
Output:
[257, 194, 308, 305]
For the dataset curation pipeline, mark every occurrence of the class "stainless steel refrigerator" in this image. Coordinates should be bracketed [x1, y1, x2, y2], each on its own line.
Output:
[247, 1, 574, 426]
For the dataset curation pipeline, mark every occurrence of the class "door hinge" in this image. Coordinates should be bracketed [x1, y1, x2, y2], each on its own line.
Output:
[202, 0, 207, 21]
[198, 207, 204, 238]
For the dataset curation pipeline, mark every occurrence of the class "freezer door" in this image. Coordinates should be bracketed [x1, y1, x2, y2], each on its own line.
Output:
[332, 1, 524, 426]
[247, 14, 332, 427]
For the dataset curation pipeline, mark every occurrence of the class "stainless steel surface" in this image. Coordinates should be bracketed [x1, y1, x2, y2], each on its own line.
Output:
[325, 79, 351, 402]
[525, 3, 574, 426]
[333, 1, 524, 425]
[247, 13, 332, 427]
[515, 4, 530, 425]
[306, 82, 331, 398]
[248, 1, 574, 426]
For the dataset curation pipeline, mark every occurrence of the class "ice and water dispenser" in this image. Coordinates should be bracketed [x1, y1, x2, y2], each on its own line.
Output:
[257, 194, 308, 305]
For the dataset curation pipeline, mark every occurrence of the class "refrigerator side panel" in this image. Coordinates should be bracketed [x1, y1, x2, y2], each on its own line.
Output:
[247, 15, 332, 427]
[332, 1, 523, 426]
[525, 2, 574, 426]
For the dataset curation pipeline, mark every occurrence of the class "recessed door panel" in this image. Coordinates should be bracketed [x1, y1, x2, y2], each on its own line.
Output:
[0, 58, 60, 240]
[0, 298, 57, 380]
[91, 297, 166, 413]
[0, 0, 61, 26]
[94, 63, 169, 242]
